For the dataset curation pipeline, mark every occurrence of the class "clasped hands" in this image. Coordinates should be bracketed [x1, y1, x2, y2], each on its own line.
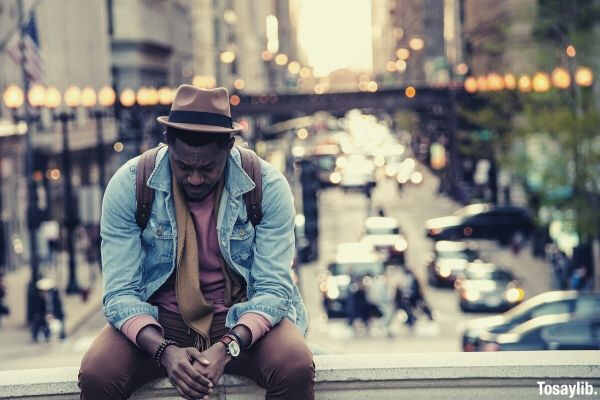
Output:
[161, 342, 230, 400]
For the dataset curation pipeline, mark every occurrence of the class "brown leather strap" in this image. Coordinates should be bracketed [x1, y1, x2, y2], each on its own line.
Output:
[135, 144, 262, 229]
[135, 145, 165, 230]
[237, 146, 263, 226]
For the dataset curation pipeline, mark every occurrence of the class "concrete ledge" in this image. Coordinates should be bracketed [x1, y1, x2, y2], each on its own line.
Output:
[1, 351, 599, 399]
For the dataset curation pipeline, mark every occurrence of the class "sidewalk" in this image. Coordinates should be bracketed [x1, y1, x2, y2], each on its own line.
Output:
[0, 251, 103, 357]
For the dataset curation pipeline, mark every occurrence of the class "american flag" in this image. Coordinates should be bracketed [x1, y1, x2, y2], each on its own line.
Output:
[7, 12, 44, 83]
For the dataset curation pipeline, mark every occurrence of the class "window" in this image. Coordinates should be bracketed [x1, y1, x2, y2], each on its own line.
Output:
[530, 301, 570, 319]
[575, 297, 600, 316]
[541, 322, 592, 344]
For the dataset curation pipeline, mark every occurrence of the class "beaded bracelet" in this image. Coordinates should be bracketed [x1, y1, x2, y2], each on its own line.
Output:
[153, 339, 177, 367]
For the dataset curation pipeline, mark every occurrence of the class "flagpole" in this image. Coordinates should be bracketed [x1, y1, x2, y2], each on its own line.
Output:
[17, 0, 42, 323]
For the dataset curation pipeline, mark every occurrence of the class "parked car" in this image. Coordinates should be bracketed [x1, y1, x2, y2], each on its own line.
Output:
[477, 315, 600, 351]
[309, 144, 341, 188]
[361, 217, 407, 264]
[320, 243, 385, 318]
[364, 216, 401, 236]
[461, 291, 600, 351]
[425, 204, 534, 244]
[426, 241, 480, 287]
[455, 261, 524, 313]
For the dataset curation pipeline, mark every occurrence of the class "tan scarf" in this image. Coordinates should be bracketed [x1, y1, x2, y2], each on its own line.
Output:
[171, 170, 246, 349]
[172, 172, 214, 349]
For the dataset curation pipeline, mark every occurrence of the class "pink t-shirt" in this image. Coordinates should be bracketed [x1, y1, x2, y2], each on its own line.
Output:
[121, 188, 270, 346]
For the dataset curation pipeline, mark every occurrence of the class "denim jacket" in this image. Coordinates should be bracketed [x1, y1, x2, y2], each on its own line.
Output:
[100, 146, 308, 335]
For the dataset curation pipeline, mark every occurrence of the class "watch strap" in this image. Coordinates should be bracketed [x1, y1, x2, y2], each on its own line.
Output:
[227, 330, 244, 349]
[219, 334, 240, 357]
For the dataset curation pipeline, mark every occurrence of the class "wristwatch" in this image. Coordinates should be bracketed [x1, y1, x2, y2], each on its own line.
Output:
[218, 334, 241, 358]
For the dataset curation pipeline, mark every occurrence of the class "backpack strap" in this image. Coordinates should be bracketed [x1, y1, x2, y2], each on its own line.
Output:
[237, 146, 263, 226]
[135, 145, 165, 230]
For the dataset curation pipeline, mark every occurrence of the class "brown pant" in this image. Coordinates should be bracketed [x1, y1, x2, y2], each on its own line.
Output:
[78, 309, 314, 399]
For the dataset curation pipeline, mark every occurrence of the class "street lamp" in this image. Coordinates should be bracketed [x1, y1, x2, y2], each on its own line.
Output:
[575, 66, 593, 87]
[532, 72, 551, 92]
[146, 87, 159, 106]
[396, 48, 410, 60]
[192, 75, 216, 89]
[157, 86, 173, 106]
[409, 37, 424, 51]
[3, 83, 43, 323]
[551, 67, 571, 89]
[3, 84, 25, 108]
[27, 84, 46, 107]
[220, 51, 236, 64]
[55, 85, 81, 294]
[464, 77, 477, 93]
[233, 79, 245, 91]
[504, 74, 517, 90]
[261, 50, 274, 62]
[84, 86, 115, 193]
[275, 53, 288, 66]
[518, 75, 532, 92]
[120, 88, 136, 108]
[476, 76, 489, 92]
[288, 61, 301, 75]
[487, 73, 505, 91]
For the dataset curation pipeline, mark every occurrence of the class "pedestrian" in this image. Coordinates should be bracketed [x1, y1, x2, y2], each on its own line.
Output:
[30, 278, 53, 342]
[379, 265, 401, 337]
[0, 270, 10, 322]
[78, 86, 313, 400]
[569, 266, 588, 290]
[399, 266, 434, 325]
[49, 286, 66, 339]
[346, 275, 381, 336]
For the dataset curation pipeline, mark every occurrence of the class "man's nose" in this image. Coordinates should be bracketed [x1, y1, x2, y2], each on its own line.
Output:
[188, 170, 204, 185]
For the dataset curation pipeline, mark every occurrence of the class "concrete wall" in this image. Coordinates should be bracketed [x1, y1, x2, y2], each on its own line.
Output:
[2, 352, 599, 399]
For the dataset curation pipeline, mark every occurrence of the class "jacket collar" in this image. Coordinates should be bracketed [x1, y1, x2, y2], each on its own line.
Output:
[147, 145, 255, 198]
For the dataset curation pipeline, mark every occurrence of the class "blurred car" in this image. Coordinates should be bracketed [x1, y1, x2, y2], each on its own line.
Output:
[320, 243, 385, 318]
[309, 144, 341, 188]
[477, 315, 600, 351]
[426, 241, 480, 287]
[454, 261, 524, 313]
[361, 217, 407, 265]
[461, 290, 600, 351]
[425, 203, 534, 243]
[337, 154, 376, 192]
[394, 158, 416, 187]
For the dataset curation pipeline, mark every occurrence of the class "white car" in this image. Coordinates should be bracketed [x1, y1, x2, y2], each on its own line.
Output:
[362, 217, 408, 264]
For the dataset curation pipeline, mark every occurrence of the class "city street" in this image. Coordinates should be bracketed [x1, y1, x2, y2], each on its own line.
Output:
[1, 160, 552, 370]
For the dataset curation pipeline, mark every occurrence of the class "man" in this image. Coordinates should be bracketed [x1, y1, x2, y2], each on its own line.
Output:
[79, 85, 313, 400]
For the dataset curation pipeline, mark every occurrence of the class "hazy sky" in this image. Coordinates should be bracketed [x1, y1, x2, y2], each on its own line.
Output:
[298, 0, 373, 77]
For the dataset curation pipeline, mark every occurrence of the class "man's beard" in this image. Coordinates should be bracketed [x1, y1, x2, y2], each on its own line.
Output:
[183, 182, 215, 201]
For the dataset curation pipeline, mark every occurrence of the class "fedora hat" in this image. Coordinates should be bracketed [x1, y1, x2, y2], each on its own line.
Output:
[157, 85, 243, 133]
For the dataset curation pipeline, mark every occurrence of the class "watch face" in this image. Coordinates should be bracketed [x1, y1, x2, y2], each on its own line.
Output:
[228, 340, 241, 357]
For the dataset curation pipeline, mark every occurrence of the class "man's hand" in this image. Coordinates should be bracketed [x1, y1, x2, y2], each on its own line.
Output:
[161, 345, 214, 400]
[193, 342, 231, 393]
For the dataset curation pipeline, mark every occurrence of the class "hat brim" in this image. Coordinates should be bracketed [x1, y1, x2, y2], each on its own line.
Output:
[157, 116, 243, 133]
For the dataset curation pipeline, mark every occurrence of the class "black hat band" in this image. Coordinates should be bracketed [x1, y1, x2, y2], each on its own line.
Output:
[168, 110, 233, 128]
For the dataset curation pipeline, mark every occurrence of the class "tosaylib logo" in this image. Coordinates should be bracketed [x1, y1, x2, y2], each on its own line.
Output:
[537, 381, 597, 398]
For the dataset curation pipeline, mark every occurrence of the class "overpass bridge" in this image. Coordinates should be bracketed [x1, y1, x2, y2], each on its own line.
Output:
[232, 86, 460, 118]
